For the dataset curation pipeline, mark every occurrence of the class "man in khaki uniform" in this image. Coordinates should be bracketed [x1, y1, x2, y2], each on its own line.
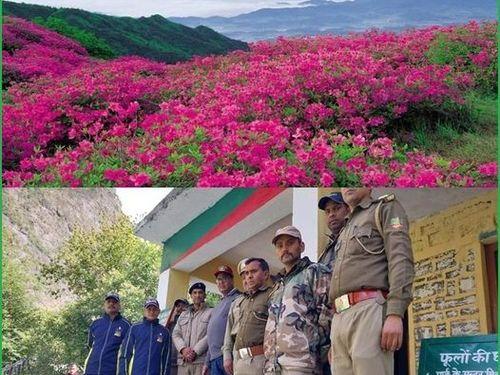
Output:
[222, 258, 271, 375]
[330, 188, 414, 375]
[173, 282, 213, 375]
[318, 192, 350, 271]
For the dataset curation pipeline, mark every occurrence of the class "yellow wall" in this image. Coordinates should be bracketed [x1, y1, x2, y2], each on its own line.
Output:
[191, 256, 243, 291]
[165, 269, 190, 308]
[408, 190, 497, 375]
[165, 256, 243, 308]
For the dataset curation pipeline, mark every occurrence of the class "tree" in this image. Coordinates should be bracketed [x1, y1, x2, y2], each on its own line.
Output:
[3, 215, 163, 374]
[33, 16, 116, 59]
[2, 229, 34, 363]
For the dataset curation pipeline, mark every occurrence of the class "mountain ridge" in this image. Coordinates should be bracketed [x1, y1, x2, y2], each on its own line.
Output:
[3, 1, 249, 63]
[169, 0, 496, 41]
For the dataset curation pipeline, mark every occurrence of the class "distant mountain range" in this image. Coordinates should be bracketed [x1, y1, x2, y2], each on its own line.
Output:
[3, 1, 249, 63]
[170, 0, 497, 41]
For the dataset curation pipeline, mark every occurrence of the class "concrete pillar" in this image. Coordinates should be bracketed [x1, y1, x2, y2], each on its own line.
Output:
[292, 188, 318, 262]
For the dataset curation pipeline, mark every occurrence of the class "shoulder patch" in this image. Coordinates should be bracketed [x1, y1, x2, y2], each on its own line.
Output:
[389, 217, 403, 229]
[377, 194, 395, 203]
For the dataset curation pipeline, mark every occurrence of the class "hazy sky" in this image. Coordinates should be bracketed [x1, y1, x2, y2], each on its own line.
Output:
[9, 0, 335, 17]
[116, 188, 172, 224]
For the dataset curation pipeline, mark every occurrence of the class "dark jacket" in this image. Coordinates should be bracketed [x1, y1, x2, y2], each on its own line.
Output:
[84, 313, 131, 375]
[118, 318, 171, 375]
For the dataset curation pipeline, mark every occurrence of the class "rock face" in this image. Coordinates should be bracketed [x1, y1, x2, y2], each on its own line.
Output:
[3, 188, 122, 309]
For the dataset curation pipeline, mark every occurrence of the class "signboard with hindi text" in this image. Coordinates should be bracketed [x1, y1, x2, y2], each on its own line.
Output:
[418, 335, 498, 375]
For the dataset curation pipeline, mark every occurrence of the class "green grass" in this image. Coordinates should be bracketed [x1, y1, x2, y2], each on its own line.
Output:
[392, 91, 497, 164]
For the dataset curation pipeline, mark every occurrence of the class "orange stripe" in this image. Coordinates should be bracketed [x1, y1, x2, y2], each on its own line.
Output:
[172, 188, 285, 266]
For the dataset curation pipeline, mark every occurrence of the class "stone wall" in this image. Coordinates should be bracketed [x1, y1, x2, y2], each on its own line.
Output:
[408, 190, 497, 375]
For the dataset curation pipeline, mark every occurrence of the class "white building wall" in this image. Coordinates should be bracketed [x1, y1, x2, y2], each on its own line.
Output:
[292, 188, 318, 262]
[157, 269, 170, 310]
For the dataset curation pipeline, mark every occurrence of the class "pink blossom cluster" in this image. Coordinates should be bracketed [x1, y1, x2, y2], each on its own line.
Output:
[3, 17, 90, 86]
[2, 19, 497, 187]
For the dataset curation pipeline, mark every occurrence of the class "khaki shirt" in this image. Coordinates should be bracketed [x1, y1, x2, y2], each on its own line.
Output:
[172, 303, 213, 365]
[222, 286, 271, 361]
[329, 195, 414, 317]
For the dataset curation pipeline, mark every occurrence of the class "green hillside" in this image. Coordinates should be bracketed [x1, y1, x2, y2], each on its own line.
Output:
[3, 1, 249, 63]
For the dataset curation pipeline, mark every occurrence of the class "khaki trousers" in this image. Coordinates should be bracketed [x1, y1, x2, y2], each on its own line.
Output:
[330, 298, 393, 375]
[177, 363, 204, 375]
[234, 354, 265, 375]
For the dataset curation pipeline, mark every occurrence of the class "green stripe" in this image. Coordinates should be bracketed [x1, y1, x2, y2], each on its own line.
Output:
[160, 188, 255, 272]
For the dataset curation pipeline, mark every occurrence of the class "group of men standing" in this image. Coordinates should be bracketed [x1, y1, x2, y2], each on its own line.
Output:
[83, 188, 415, 375]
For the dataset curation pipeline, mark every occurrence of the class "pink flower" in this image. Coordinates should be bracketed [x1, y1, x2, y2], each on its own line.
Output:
[361, 168, 391, 186]
[129, 173, 152, 186]
[320, 172, 335, 186]
[415, 169, 440, 187]
[103, 169, 130, 184]
[469, 50, 490, 68]
[368, 138, 394, 159]
[352, 134, 368, 147]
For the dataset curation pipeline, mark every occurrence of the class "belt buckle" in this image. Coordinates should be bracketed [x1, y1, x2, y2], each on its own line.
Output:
[334, 294, 351, 313]
[238, 347, 251, 360]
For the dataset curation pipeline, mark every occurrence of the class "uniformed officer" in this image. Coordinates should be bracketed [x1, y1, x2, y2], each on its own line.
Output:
[264, 226, 332, 375]
[329, 188, 415, 375]
[317, 192, 350, 374]
[173, 282, 213, 375]
[84, 293, 131, 375]
[118, 298, 171, 375]
[222, 258, 271, 375]
[318, 192, 350, 270]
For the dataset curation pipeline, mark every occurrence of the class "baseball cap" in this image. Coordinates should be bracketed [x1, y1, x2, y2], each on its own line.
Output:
[272, 225, 302, 245]
[144, 298, 160, 309]
[318, 192, 345, 210]
[173, 298, 189, 306]
[237, 258, 249, 275]
[104, 292, 120, 302]
[188, 282, 206, 294]
[214, 265, 234, 278]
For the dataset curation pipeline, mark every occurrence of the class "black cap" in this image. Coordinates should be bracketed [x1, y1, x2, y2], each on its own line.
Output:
[318, 192, 346, 210]
[188, 282, 206, 294]
[144, 298, 160, 309]
[104, 292, 120, 302]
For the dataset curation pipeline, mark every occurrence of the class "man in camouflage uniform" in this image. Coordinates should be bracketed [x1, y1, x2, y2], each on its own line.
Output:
[222, 258, 271, 375]
[330, 188, 414, 375]
[264, 226, 332, 375]
[318, 192, 350, 270]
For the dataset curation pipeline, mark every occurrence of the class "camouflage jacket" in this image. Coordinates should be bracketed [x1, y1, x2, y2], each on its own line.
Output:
[264, 257, 332, 373]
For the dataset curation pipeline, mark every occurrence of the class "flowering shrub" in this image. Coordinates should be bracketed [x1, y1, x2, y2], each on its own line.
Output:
[3, 17, 90, 87]
[2, 19, 497, 187]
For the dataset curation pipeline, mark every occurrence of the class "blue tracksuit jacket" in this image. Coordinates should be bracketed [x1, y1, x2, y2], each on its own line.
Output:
[118, 318, 171, 375]
[84, 313, 131, 375]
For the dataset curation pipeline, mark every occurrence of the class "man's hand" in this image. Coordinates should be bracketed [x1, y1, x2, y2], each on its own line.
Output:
[202, 364, 209, 375]
[380, 314, 403, 352]
[223, 359, 233, 375]
[180, 347, 196, 362]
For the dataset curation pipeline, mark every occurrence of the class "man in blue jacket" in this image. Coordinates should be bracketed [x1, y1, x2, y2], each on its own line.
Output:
[118, 298, 171, 375]
[84, 292, 131, 375]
